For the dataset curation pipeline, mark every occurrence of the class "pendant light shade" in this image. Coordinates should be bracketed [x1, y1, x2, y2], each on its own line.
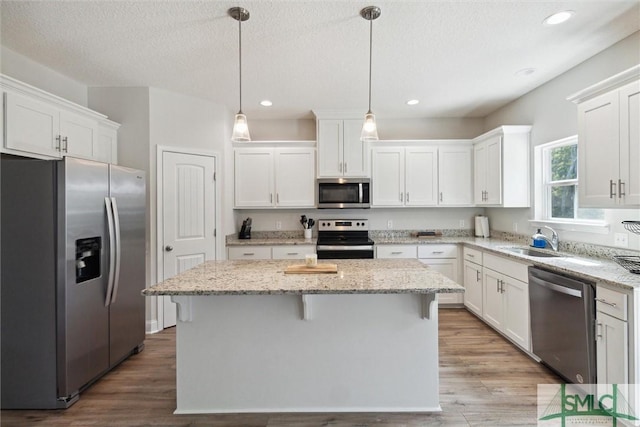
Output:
[360, 6, 380, 142]
[229, 7, 251, 142]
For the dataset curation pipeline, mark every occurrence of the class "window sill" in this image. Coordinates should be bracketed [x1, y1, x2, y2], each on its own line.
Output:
[529, 219, 610, 235]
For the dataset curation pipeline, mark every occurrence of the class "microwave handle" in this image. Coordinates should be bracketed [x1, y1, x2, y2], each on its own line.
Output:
[359, 183, 363, 203]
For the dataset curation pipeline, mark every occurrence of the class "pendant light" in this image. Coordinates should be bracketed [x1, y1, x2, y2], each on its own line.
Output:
[229, 7, 251, 142]
[360, 6, 381, 142]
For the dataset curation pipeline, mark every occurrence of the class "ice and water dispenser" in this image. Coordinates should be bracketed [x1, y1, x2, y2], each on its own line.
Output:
[75, 237, 101, 283]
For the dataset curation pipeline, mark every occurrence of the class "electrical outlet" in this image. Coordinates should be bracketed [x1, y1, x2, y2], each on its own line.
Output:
[459, 219, 465, 228]
[275, 221, 282, 230]
[614, 232, 628, 248]
[387, 220, 393, 229]
[513, 222, 518, 232]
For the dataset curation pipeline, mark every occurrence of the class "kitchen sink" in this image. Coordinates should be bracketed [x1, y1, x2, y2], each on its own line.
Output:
[502, 247, 565, 258]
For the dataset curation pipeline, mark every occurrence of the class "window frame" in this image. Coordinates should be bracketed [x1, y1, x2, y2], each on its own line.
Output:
[532, 135, 608, 233]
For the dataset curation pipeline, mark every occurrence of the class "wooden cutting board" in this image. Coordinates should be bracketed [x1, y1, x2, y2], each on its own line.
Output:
[284, 263, 338, 274]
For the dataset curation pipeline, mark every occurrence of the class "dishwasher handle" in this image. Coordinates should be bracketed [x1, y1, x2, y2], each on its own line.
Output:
[529, 275, 582, 298]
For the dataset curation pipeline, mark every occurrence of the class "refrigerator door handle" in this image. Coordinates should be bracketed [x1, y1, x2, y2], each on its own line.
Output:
[104, 197, 116, 306]
[110, 197, 122, 304]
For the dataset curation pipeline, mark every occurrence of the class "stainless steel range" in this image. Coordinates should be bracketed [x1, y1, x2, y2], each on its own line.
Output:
[316, 219, 374, 259]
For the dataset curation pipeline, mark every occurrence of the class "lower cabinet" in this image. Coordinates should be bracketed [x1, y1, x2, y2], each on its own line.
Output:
[417, 245, 461, 305]
[463, 247, 483, 316]
[227, 245, 315, 260]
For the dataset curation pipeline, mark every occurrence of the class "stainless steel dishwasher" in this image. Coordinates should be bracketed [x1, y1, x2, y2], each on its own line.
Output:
[528, 267, 596, 384]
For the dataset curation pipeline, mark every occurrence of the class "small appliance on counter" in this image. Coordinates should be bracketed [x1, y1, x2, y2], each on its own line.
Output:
[238, 217, 252, 239]
[474, 216, 490, 238]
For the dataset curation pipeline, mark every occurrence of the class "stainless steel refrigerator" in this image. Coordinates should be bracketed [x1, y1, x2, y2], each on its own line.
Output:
[1, 155, 146, 409]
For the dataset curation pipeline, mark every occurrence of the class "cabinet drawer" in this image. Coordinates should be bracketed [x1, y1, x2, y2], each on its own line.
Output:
[596, 285, 628, 321]
[228, 246, 271, 260]
[272, 245, 315, 260]
[483, 253, 529, 283]
[463, 247, 482, 264]
[418, 244, 457, 259]
[376, 245, 417, 259]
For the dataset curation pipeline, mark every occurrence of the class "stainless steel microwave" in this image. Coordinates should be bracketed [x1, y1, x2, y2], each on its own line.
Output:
[317, 178, 370, 209]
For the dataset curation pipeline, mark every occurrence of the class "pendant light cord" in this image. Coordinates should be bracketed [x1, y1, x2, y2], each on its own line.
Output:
[238, 16, 243, 114]
[368, 17, 373, 113]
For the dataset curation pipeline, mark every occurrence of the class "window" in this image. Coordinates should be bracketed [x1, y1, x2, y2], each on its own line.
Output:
[537, 136, 604, 223]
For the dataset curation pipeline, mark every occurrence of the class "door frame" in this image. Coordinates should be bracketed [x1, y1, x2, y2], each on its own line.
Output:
[155, 145, 221, 331]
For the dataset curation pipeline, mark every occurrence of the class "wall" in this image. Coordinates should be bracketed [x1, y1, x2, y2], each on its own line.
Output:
[483, 31, 640, 251]
[1, 46, 88, 106]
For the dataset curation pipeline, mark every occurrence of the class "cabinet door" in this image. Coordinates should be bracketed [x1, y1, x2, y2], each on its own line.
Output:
[5, 92, 61, 158]
[463, 261, 483, 316]
[482, 268, 503, 330]
[95, 125, 118, 164]
[275, 148, 315, 207]
[578, 91, 620, 207]
[60, 111, 98, 160]
[342, 119, 368, 177]
[473, 142, 487, 205]
[272, 245, 315, 260]
[438, 145, 472, 205]
[405, 147, 438, 206]
[503, 276, 530, 351]
[234, 149, 274, 207]
[420, 259, 462, 304]
[485, 135, 502, 205]
[372, 147, 404, 206]
[317, 120, 343, 177]
[376, 245, 417, 258]
[596, 312, 628, 406]
[619, 80, 640, 206]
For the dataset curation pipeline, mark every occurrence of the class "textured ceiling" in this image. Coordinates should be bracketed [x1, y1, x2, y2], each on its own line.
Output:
[1, 1, 639, 120]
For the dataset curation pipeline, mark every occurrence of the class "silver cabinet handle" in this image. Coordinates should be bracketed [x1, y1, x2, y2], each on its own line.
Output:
[165, 245, 173, 252]
[431, 251, 444, 254]
[243, 252, 255, 256]
[596, 321, 603, 340]
[595, 298, 616, 308]
[406, 192, 410, 202]
[62, 136, 68, 153]
[476, 270, 481, 281]
[287, 252, 298, 256]
[619, 179, 625, 197]
[56, 135, 61, 151]
[400, 192, 403, 202]
[339, 162, 343, 173]
[467, 254, 475, 258]
[440, 192, 443, 202]
[391, 251, 402, 255]
[270, 193, 273, 204]
[277, 193, 280, 204]
[344, 162, 347, 173]
[610, 180, 617, 198]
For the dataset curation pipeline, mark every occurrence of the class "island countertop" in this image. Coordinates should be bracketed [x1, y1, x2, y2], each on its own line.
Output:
[142, 258, 464, 296]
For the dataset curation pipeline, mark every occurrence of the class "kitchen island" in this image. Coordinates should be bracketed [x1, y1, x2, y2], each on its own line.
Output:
[142, 259, 464, 414]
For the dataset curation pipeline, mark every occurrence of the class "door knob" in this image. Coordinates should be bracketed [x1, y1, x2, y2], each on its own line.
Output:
[165, 245, 173, 252]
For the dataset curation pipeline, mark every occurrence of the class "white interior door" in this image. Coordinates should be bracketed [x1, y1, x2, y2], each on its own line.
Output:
[161, 151, 216, 328]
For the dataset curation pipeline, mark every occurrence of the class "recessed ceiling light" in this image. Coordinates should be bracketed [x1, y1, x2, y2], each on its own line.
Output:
[260, 100, 273, 107]
[515, 68, 537, 77]
[406, 99, 420, 106]
[543, 10, 575, 26]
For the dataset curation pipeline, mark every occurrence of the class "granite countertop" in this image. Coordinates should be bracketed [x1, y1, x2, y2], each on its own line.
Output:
[142, 258, 464, 296]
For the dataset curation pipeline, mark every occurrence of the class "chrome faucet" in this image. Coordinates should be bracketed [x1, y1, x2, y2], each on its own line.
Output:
[532, 226, 559, 251]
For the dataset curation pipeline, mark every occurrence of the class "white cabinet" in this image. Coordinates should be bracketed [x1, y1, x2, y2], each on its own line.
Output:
[2, 75, 119, 163]
[234, 147, 315, 208]
[418, 245, 461, 305]
[473, 126, 531, 207]
[572, 76, 640, 208]
[376, 245, 417, 259]
[596, 285, 630, 405]
[316, 119, 368, 178]
[228, 245, 315, 260]
[371, 146, 438, 207]
[463, 247, 483, 316]
[438, 145, 473, 206]
[481, 253, 531, 351]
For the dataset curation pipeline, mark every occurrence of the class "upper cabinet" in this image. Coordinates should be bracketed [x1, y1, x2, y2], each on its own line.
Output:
[371, 141, 473, 208]
[473, 126, 531, 207]
[568, 66, 640, 208]
[234, 146, 316, 208]
[1, 75, 119, 163]
[314, 112, 369, 178]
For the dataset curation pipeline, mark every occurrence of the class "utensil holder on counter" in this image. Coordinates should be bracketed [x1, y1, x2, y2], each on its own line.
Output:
[304, 229, 312, 240]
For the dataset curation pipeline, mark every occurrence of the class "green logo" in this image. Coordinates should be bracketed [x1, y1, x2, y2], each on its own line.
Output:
[538, 384, 638, 426]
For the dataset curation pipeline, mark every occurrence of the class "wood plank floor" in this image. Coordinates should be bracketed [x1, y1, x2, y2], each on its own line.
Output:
[1, 309, 561, 426]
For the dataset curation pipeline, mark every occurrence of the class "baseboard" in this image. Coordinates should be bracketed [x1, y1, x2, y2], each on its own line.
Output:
[145, 319, 161, 334]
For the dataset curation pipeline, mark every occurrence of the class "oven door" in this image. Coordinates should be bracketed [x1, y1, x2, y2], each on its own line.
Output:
[316, 245, 374, 259]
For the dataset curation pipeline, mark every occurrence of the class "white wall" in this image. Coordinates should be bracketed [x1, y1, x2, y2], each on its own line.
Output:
[1, 46, 88, 106]
[483, 31, 640, 251]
